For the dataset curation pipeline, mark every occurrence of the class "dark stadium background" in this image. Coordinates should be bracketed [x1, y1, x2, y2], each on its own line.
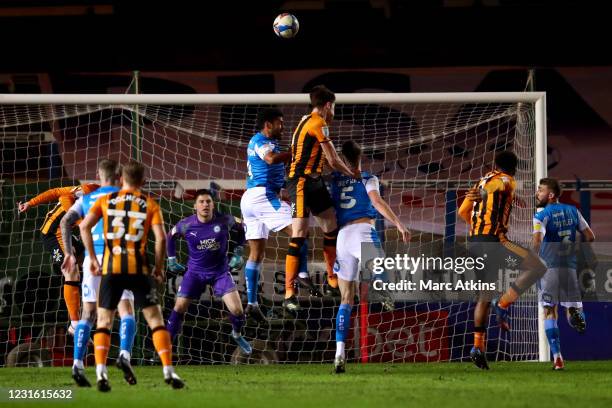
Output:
[0, 0, 611, 365]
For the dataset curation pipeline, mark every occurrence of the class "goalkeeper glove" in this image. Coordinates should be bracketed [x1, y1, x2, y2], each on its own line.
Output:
[167, 256, 186, 273]
[228, 246, 245, 271]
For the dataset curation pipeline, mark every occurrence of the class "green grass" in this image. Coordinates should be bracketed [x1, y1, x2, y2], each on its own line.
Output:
[2, 362, 612, 408]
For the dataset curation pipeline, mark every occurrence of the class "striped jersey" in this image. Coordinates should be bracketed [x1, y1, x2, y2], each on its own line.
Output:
[89, 189, 164, 275]
[288, 112, 330, 179]
[468, 171, 516, 241]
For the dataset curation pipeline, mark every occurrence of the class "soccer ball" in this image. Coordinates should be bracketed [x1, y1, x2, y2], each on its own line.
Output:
[273, 13, 299, 39]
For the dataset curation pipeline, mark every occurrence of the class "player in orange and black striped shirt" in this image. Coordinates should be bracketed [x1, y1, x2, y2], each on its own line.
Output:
[458, 151, 546, 370]
[18, 183, 99, 332]
[283, 85, 359, 311]
[79, 161, 183, 390]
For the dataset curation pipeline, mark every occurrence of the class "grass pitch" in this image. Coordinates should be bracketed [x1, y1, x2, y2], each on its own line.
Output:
[1, 362, 611, 408]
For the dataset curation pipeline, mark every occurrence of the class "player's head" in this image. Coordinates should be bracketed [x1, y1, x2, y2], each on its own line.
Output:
[310, 85, 336, 121]
[494, 150, 518, 176]
[341, 140, 362, 170]
[121, 161, 145, 188]
[257, 108, 284, 139]
[97, 159, 120, 185]
[536, 177, 561, 207]
[194, 188, 215, 221]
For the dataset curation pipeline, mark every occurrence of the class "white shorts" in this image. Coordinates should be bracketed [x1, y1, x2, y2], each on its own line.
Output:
[334, 222, 383, 282]
[82, 254, 134, 303]
[240, 187, 292, 240]
[538, 267, 582, 308]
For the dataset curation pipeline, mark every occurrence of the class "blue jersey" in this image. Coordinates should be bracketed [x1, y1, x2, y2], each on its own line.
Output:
[330, 171, 379, 227]
[72, 185, 120, 257]
[246, 132, 285, 191]
[533, 202, 589, 269]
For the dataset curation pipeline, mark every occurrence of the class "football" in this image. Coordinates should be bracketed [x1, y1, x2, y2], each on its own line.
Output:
[273, 13, 299, 39]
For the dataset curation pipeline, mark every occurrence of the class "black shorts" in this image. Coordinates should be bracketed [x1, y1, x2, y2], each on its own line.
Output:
[468, 235, 530, 282]
[286, 176, 334, 218]
[41, 232, 85, 272]
[98, 274, 159, 310]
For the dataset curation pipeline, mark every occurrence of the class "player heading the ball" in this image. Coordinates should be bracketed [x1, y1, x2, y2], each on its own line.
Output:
[284, 85, 360, 312]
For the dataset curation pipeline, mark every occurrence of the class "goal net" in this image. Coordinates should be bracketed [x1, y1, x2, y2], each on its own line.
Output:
[0, 92, 545, 367]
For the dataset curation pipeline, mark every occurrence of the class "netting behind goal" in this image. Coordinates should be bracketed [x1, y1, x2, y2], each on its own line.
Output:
[0, 94, 540, 367]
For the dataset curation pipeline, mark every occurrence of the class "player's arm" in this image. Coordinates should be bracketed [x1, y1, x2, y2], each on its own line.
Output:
[166, 222, 185, 273]
[60, 199, 85, 274]
[263, 150, 291, 164]
[532, 214, 546, 253]
[320, 141, 360, 179]
[228, 216, 246, 270]
[150, 202, 167, 283]
[79, 199, 103, 276]
[577, 210, 595, 242]
[366, 177, 410, 243]
[17, 186, 78, 213]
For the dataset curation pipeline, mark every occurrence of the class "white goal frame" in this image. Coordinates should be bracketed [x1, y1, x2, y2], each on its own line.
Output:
[0, 91, 549, 362]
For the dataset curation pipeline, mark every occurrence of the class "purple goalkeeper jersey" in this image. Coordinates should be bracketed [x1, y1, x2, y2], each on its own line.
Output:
[167, 213, 245, 276]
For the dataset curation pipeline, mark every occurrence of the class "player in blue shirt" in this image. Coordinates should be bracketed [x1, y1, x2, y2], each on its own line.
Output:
[60, 159, 137, 387]
[240, 108, 319, 319]
[329, 140, 411, 373]
[533, 178, 594, 370]
[166, 189, 252, 355]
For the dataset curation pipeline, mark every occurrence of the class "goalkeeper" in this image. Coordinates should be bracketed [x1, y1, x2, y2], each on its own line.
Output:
[166, 189, 252, 355]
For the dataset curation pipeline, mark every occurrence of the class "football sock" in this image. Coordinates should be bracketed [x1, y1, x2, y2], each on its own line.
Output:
[94, 328, 111, 367]
[285, 237, 305, 298]
[63, 281, 81, 326]
[152, 326, 173, 367]
[73, 319, 93, 366]
[119, 315, 136, 359]
[335, 303, 352, 358]
[245, 260, 261, 305]
[499, 283, 520, 309]
[323, 229, 338, 287]
[545, 318, 561, 357]
[473, 326, 486, 351]
[167, 310, 185, 341]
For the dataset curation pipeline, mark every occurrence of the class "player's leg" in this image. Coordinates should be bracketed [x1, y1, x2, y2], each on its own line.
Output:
[281, 225, 320, 297]
[312, 207, 340, 297]
[142, 304, 184, 388]
[360, 225, 394, 311]
[241, 188, 269, 320]
[221, 288, 252, 355]
[137, 275, 183, 389]
[116, 295, 137, 385]
[93, 274, 124, 392]
[284, 177, 310, 310]
[72, 254, 96, 386]
[470, 294, 491, 370]
[71, 301, 95, 387]
[543, 305, 564, 370]
[43, 232, 81, 333]
[497, 242, 547, 311]
[333, 230, 358, 374]
[562, 267, 586, 333]
[167, 271, 204, 341]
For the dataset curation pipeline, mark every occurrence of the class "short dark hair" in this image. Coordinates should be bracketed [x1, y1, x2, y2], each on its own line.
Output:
[256, 108, 283, 130]
[494, 151, 518, 175]
[539, 178, 562, 198]
[342, 140, 362, 167]
[309, 85, 335, 108]
[98, 159, 119, 182]
[122, 161, 145, 186]
[194, 189, 214, 201]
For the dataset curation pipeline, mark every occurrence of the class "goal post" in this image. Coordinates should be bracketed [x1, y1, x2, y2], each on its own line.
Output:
[0, 91, 548, 366]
